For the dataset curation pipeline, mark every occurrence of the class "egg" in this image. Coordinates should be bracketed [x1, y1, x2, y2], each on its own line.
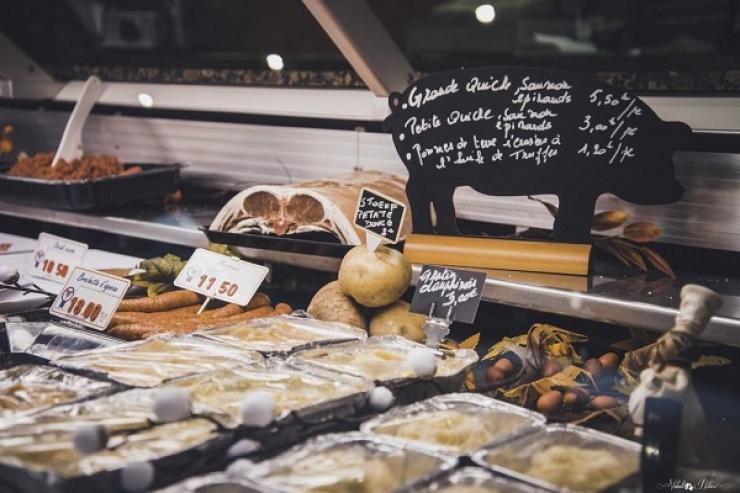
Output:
[73, 424, 108, 454]
[598, 352, 621, 372]
[407, 348, 437, 378]
[583, 358, 603, 378]
[541, 360, 562, 378]
[485, 366, 507, 385]
[120, 461, 154, 492]
[591, 395, 620, 409]
[240, 391, 276, 427]
[227, 439, 260, 458]
[536, 390, 563, 415]
[493, 357, 514, 375]
[563, 388, 589, 409]
[368, 386, 395, 411]
[152, 387, 191, 423]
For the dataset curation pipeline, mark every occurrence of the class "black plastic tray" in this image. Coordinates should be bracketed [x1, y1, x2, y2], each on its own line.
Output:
[204, 228, 405, 258]
[0, 163, 180, 210]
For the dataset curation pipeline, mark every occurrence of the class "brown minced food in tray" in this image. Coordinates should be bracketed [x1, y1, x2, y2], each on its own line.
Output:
[8, 151, 142, 181]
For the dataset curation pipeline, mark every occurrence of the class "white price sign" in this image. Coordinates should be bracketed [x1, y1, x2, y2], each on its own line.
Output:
[50, 267, 130, 331]
[28, 233, 88, 284]
[174, 249, 269, 306]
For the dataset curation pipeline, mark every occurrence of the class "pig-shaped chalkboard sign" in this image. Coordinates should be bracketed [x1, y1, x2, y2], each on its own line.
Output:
[385, 66, 690, 243]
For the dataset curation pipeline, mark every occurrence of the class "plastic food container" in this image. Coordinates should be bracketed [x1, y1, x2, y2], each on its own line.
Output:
[473, 424, 641, 492]
[52, 334, 264, 387]
[361, 393, 545, 455]
[235, 432, 456, 493]
[0, 417, 229, 492]
[0, 163, 180, 210]
[399, 466, 548, 493]
[0, 363, 114, 421]
[199, 315, 367, 356]
[167, 360, 373, 429]
[291, 336, 478, 403]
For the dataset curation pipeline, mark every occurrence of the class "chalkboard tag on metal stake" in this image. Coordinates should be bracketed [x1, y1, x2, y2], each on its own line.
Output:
[354, 187, 406, 252]
[410, 265, 486, 324]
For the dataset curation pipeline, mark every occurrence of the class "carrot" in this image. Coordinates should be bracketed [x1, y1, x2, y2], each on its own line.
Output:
[118, 290, 201, 313]
[271, 303, 293, 316]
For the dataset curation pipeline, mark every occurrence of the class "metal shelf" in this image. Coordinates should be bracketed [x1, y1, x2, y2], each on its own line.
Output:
[2, 199, 739, 347]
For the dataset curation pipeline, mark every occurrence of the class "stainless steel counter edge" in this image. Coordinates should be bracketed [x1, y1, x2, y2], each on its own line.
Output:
[2, 200, 738, 346]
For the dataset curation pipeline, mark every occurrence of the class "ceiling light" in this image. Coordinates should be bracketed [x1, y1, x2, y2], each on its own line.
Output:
[475, 4, 496, 24]
[137, 93, 154, 108]
[266, 53, 284, 71]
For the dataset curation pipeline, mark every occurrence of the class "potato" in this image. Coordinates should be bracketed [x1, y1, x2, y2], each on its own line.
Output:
[369, 300, 426, 343]
[338, 245, 411, 307]
[307, 281, 367, 330]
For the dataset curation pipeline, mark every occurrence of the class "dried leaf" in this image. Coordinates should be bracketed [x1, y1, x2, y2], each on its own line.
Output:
[459, 333, 481, 350]
[527, 195, 558, 218]
[623, 222, 661, 242]
[594, 238, 633, 268]
[611, 239, 647, 271]
[592, 211, 628, 231]
[640, 246, 676, 278]
[692, 355, 731, 369]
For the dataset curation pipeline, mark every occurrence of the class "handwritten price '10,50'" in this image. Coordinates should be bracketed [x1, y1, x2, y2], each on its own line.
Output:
[41, 259, 69, 279]
[64, 297, 102, 322]
[197, 274, 239, 297]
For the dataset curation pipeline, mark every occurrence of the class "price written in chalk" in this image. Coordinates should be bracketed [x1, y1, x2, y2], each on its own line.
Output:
[410, 265, 487, 324]
[50, 267, 130, 331]
[354, 188, 407, 252]
[28, 233, 88, 284]
[174, 248, 269, 306]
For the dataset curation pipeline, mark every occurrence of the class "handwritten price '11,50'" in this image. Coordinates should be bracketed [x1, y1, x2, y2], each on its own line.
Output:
[197, 275, 239, 297]
[62, 297, 102, 322]
[40, 259, 69, 279]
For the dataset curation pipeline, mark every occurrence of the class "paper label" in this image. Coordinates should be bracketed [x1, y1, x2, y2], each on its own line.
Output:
[28, 233, 88, 284]
[174, 248, 269, 306]
[50, 267, 130, 331]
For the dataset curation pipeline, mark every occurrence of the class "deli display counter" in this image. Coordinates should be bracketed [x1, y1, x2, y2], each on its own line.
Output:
[1, 1, 740, 492]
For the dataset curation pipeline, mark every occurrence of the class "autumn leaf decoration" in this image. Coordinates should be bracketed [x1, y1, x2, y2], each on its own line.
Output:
[0, 125, 13, 155]
[528, 197, 675, 278]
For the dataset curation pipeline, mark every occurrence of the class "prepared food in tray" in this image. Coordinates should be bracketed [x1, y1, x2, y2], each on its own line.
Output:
[167, 361, 373, 428]
[241, 432, 455, 493]
[0, 387, 156, 437]
[402, 466, 546, 493]
[0, 417, 218, 479]
[8, 152, 137, 181]
[0, 363, 114, 420]
[53, 335, 264, 387]
[200, 315, 367, 354]
[475, 424, 640, 493]
[361, 393, 545, 454]
[291, 335, 478, 383]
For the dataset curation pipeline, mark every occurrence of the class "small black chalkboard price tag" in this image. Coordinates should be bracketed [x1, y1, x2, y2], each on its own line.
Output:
[385, 66, 691, 243]
[410, 265, 487, 324]
[354, 187, 407, 251]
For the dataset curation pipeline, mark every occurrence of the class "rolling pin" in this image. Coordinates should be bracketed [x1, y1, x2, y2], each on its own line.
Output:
[403, 234, 592, 275]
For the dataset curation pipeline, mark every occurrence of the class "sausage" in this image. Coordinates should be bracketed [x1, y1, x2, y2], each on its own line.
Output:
[117, 290, 201, 313]
[270, 303, 292, 316]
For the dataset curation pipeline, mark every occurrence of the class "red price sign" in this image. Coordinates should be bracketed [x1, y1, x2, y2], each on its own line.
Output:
[174, 249, 268, 306]
[29, 233, 87, 284]
[50, 267, 130, 331]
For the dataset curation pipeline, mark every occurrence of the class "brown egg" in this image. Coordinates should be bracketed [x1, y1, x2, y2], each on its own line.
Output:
[485, 366, 507, 385]
[563, 388, 589, 409]
[536, 390, 564, 415]
[591, 395, 620, 409]
[493, 358, 514, 376]
[583, 358, 603, 378]
[541, 360, 562, 378]
[599, 352, 621, 372]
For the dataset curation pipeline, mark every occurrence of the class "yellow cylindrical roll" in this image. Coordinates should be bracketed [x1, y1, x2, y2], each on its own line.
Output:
[403, 234, 591, 275]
